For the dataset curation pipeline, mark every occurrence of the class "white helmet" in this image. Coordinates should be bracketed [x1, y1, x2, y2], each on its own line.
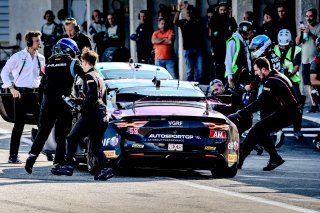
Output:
[278, 29, 292, 46]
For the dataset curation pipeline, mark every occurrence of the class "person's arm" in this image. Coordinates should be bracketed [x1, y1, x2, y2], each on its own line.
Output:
[83, 74, 98, 109]
[290, 50, 301, 76]
[0, 55, 18, 88]
[151, 32, 166, 44]
[295, 26, 303, 45]
[225, 39, 236, 88]
[310, 61, 320, 86]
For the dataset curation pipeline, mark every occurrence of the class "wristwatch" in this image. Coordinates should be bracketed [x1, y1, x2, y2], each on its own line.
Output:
[8, 85, 14, 90]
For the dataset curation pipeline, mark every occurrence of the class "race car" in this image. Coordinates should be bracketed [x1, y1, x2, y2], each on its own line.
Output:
[89, 79, 240, 178]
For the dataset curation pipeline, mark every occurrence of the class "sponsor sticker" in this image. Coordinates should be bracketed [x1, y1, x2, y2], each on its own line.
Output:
[209, 130, 227, 139]
[228, 154, 237, 162]
[146, 134, 193, 142]
[168, 121, 183, 126]
[168, 143, 183, 151]
[204, 146, 216, 151]
[104, 150, 116, 158]
[132, 143, 144, 149]
[227, 141, 239, 151]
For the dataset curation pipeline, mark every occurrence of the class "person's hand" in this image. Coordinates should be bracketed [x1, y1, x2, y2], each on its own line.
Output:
[228, 79, 235, 89]
[244, 85, 251, 92]
[228, 112, 241, 123]
[10, 88, 21, 99]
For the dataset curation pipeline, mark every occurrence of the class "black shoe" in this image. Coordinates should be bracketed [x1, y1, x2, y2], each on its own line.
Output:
[25, 154, 37, 174]
[263, 158, 285, 171]
[94, 168, 114, 181]
[8, 155, 22, 164]
[307, 105, 320, 113]
[51, 165, 74, 176]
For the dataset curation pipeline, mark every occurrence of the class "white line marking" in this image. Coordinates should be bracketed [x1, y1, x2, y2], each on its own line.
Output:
[303, 115, 320, 124]
[0, 128, 33, 145]
[283, 127, 320, 131]
[166, 178, 319, 213]
[284, 133, 317, 137]
[238, 175, 320, 182]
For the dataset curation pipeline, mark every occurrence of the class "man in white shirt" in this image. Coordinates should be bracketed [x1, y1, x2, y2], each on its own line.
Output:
[1, 31, 45, 163]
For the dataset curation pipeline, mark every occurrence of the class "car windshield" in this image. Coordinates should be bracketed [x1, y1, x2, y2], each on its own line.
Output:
[99, 69, 172, 80]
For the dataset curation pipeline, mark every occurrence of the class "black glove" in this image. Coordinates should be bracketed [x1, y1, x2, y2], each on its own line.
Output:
[228, 112, 241, 123]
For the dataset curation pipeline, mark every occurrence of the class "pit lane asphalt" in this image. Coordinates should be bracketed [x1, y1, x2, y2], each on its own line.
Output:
[0, 113, 319, 213]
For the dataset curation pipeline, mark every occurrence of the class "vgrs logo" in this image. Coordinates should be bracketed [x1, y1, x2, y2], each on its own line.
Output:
[168, 121, 183, 126]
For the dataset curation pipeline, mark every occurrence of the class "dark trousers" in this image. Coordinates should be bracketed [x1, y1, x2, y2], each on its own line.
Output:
[292, 82, 305, 132]
[240, 108, 299, 163]
[30, 98, 72, 164]
[66, 107, 109, 171]
[10, 93, 39, 156]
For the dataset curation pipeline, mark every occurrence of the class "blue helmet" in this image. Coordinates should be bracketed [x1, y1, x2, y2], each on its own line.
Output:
[52, 38, 80, 57]
[249, 35, 272, 60]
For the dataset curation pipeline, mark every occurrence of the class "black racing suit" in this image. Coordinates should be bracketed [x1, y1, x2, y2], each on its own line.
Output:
[65, 32, 92, 52]
[65, 68, 111, 172]
[238, 70, 300, 165]
[29, 54, 83, 164]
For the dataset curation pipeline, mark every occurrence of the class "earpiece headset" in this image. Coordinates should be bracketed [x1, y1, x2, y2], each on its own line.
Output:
[65, 18, 80, 33]
[92, 9, 102, 20]
[26, 36, 33, 47]
[43, 10, 55, 20]
[138, 10, 148, 20]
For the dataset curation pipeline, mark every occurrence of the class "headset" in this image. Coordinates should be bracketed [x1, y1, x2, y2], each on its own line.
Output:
[25, 31, 41, 47]
[43, 10, 55, 20]
[64, 18, 80, 33]
[26, 36, 33, 47]
[92, 9, 102, 20]
[138, 10, 148, 20]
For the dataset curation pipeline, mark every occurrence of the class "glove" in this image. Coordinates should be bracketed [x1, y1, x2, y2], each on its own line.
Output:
[228, 112, 241, 123]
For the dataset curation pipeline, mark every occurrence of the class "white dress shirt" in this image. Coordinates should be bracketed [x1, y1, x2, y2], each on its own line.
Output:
[1, 48, 45, 88]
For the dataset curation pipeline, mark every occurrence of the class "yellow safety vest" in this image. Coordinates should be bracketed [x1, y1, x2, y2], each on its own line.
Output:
[274, 45, 301, 84]
[224, 36, 241, 78]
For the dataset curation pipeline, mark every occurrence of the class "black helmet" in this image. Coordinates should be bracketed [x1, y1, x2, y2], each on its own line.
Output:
[238, 21, 253, 34]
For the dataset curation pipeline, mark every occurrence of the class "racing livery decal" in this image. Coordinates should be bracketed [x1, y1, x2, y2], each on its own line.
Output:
[209, 130, 227, 139]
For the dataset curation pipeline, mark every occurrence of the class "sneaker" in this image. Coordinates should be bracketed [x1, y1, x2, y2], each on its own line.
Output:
[293, 131, 304, 141]
[94, 168, 114, 181]
[25, 154, 37, 174]
[307, 105, 320, 113]
[312, 139, 320, 151]
[51, 165, 74, 176]
[275, 131, 285, 148]
[263, 158, 285, 171]
[8, 155, 22, 164]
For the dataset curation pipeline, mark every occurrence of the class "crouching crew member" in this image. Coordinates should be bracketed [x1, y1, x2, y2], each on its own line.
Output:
[51, 47, 113, 181]
[25, 38, 83, 174]
[228, 57, 300, 171]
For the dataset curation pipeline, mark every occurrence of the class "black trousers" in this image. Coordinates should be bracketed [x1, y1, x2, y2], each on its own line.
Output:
[10, 93, 39, 156]
[30, 97, 72, 164]
[240, 108, 300, 164]
[66, 107, 110, 171]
